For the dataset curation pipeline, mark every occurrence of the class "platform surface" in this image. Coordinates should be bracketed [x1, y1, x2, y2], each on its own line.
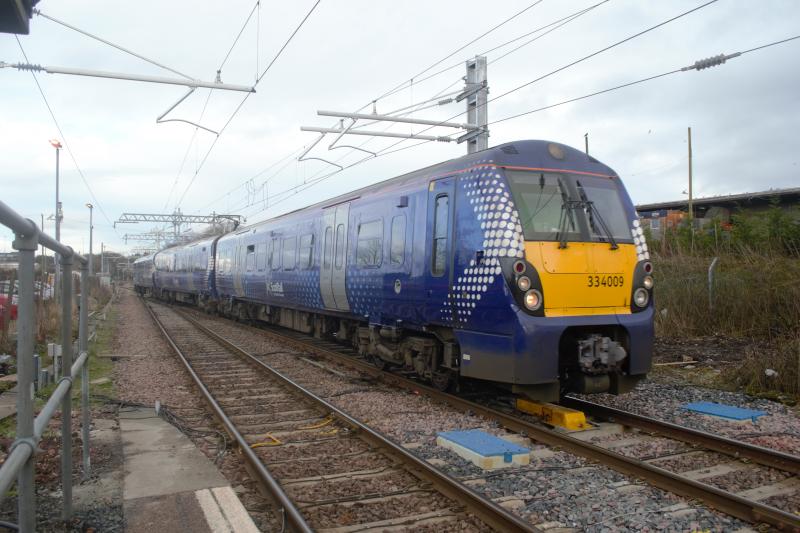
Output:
[682, 401, 766, 421]
[438, 429, 529, 456]
[121, 407, 258, 532]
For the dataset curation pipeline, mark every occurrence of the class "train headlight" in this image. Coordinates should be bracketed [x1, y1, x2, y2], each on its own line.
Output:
[634, 288, 649, 308]
[513, 260, 526, 274]
[517, 276, 531, 291]
[524, 289, 542, 311]
[642, 275, 654, 290]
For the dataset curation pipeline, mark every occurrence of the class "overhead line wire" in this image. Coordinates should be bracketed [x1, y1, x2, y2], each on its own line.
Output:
[486, 34, 800, 125]
[370, 0, 720, 156]
[33, 9, 193, 79]
[14, 36, 118, 234]
[219, 0, 261, 72]
[374, 0, 546, 104]
[395, 0, 611, 95]
[243, 33, 800, 219]
[212, 1, 609, 218]
[174, 0, 322, 209]
[278, 0, 614, 187]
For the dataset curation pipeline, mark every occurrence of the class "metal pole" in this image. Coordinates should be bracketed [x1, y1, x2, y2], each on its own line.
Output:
[12, 220, 39, 533]
[708, 257, 719, 311]
[584, 133, 589, 155]
[466, 56, 488, 154]
[687, 127, 693, 221]
[87, 205, 93, 276]
[60, 252, 74, 521]
[78, 265, 90, 479]
[54, 145, 61, 304]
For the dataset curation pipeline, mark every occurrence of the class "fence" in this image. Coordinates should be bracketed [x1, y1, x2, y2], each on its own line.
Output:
[0, 200, 92, 532]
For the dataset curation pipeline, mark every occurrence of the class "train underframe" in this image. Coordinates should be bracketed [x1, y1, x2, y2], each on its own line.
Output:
[156, 289, 641, 401]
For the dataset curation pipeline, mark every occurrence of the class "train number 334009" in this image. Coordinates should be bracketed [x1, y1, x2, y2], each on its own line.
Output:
[587, 275, 624, 288]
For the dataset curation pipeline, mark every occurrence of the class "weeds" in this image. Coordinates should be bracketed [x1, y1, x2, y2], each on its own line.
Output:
[650, 205, 800, 397]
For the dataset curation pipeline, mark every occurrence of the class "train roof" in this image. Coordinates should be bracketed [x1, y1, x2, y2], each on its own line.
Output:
[237, 140, 617, 230]
[151, 235, 221, 257]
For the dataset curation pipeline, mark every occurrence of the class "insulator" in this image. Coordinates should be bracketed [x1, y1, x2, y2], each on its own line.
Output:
[17, 63, 43, 72]
[692, 54, 727, 70]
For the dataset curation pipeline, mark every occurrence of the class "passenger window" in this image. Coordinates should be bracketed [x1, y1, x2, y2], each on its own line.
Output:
[357, 219, 383, 267]
[283, 236, 297, 270]
[390, 215, 406, 265]
[323, 227, 332, 269]
[299, 234, 314, 269]
[256, 243, 266, 271]
[246, 245, 255, 272]
[334, 224, 345, 268]
[269, 238, 281, 271]
[432, 194, 449, 276]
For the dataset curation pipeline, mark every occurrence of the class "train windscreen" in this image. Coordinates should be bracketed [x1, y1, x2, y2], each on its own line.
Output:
[506, 170, 633, 244]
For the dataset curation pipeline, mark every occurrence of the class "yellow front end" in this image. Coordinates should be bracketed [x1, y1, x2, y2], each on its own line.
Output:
[525, 242, 637, 317]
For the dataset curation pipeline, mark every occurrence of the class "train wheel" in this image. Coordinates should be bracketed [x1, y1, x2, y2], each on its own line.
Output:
[370, 354, 389, 371]
[431, 370, 453, 392]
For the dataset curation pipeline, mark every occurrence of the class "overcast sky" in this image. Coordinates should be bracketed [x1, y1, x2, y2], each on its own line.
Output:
[1, 0, 798, 255]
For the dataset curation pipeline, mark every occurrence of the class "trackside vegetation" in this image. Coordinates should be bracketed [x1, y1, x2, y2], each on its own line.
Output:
[647, 204, 800, 397]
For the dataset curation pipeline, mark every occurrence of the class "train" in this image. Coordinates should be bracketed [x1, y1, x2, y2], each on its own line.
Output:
[134, 140, 653, 401]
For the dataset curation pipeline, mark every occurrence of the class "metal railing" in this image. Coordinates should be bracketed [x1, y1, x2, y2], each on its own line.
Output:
[0, 199, 92, 532]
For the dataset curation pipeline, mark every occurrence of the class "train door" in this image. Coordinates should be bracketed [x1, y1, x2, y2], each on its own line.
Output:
[320, 202, 351, 311]
[233, 240, 245, 297]
[424, 178, 456, 322]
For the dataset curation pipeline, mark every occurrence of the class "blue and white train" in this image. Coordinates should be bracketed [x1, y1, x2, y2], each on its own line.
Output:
[134, 140, 654, 400]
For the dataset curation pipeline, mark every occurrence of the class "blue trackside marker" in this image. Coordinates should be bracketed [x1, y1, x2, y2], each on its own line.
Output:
[437, 429, 529, 457]
[682, 401, 767, 422]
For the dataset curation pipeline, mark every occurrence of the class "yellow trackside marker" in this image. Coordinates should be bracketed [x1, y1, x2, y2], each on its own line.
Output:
[516, 398, 590, 431]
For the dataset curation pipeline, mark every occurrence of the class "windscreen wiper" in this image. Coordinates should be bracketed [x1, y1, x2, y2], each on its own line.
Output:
[555, 178, 576, 249]
[576, 181, 618, 250]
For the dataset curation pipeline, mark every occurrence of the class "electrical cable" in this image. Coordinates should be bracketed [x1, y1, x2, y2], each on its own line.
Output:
[14, 36, 119, 235]
[234, 0, 618, 201]
[364, 0, 720, 157]
[174, 0, 322, 210]
[391, 0, 611, 96]
[376, 0, 545, 103]
[218, 0, 261, 72]
[488, 34, 800, 126]
[207, 2, 598, 215]
[240, 33, 800, 220]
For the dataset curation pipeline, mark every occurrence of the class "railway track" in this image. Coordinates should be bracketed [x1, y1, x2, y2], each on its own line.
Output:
[172, 304, 800, 531]
[144, 301, 536, 533]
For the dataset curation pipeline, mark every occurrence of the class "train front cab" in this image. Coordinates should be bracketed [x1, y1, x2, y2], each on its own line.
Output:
[456, 164, 654, 403]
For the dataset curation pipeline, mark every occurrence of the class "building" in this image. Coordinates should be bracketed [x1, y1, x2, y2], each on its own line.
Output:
[636, 187, 800, 238]
[0, 253, 19, 271]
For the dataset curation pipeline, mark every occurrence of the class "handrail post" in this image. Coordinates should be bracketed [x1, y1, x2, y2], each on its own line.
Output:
[59, 251, 74, 521]
[13, 220, 39, 533]
[78, 265, 90, 479]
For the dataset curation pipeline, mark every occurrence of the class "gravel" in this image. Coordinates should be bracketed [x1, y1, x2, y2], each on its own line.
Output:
[184, 310, 753, 532]
[112, 289, 281, 531]
[574, 380, 800, 455]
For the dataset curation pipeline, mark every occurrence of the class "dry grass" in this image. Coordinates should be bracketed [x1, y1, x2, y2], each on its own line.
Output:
[654, 251, 800, 398]
[654, 253, 800, 339]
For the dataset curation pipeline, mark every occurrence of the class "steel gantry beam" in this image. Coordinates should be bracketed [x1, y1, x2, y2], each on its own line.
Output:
[298, 55, 489, 162]
[114, 212, 242, 226]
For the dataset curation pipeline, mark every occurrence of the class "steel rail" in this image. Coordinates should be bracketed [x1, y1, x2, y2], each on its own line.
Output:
[561, 397, 800, 475]
[172, 307, 539, 533]
[144, 303, 314, 533]
[190, 313, 800, 531]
